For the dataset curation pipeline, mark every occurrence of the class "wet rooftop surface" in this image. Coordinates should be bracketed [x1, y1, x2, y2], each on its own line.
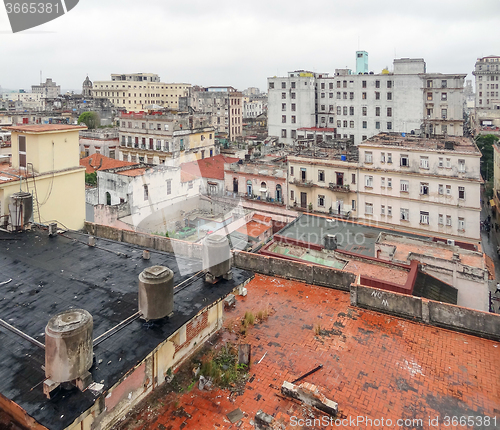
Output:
[120, 274, 500, 430]
[0, 227, 252, 430]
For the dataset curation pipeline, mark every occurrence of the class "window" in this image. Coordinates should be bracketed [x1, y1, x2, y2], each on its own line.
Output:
[337, 120, 342, 127]
[291, 82, 296, 89]
[321, 83, 325, 89]
[363, 121, 367, 129]
[321, 105, 326, 111]
[420, 211, 429, 225]
[343, 106, 348, 115]
[349, 121, 354, 128]
[343, 80, 347, 88]
[291, 130, 297, 139]
[387, 107, 392, 117]
[446, 215, 452, 226]
[343, 120, 348, 127]
[352, 199, 356, 210]
[318, 195, 325, 207]
[362, 80, 367, 88]
[167, 180, 172, 195]
[282, 92, 286, 99]
[387, 92, 392, 100]
[458, 186, 465, 199]
[349, 106, 354, 115]
[441, 108, 447, 119]
[337, 92, 341, 99]
[350, 92, 354, 100]
[290, 166, 294, 176]
[387, 206, 392, 216]
[400, 155, 409, 167]
[281, 129, 287, 138]
[144, 185, 149, 200]
[458, 217, 465, 231]
[381, 152, 385, 163]
[420, 183, 429, 195]
[446, 185, 451, 195]
[301, 168, 306, 181]
[387, 80, 392, 88]
[365, 175, 373, 187]
[427, 80, 433, 88]
[387, 178, 392, 188]
[401, 208, 409, 221]
[269, 82, 274, 89]
[441, 80, 447, 88]
[362, 92, 367, 99]
[321, 93, 325, 98]
[438, 184, 444, 195]
[18, 135, 26, 168]
[365, 151, 373, 163]
[381, 177, 385, 187]
[343, 92, 347, 99]
[446, 158, 451, 168]
[291, 92, 296, 99]
[375, 92, 380, 100]
[375, 121, 380, 129]
[441, 92, 447, 101]
[427, 92, 433, 101]
[375, 107, 380, 116]
[291, 103, 296, 111]
[420, 156, 429, 169]
[362, 106, 367, 116]
[365, 203, 373, 215]
[282, 115, 286, 123]
[329, 82, 333, 89]
[337, 106, 342, 115]
[375, 80, 380, 88]
[438, 214, 444, 225]
[352, 173, 356, 184]
[458, 159, 465, 172]
[282, 103, 286, 111]
[400, 180, 409, 192]
[381, 205, 385, 215]
[282, 82, 286, 89]
[290, 190, 294, 200]
[337, 81, 341, 88]
[318, 170, 325, 182]
[438, 157, 443, 167]
[291, 116, 296, 124]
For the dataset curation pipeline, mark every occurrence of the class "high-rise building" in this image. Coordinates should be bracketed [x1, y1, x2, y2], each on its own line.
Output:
[472, 56, 500, 110]
[356, 51, 369, 75]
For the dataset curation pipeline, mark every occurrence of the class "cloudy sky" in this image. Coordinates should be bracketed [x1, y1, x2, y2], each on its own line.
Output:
[0, 0, 499, 92]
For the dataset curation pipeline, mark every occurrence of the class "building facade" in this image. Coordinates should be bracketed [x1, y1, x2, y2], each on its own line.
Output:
[357, 133, 482, 240]
[31, 78, 60, 99]
[268, 58, 466, 145]
[118, 112, 217, 165]
[79, 129, 119, 159]
[92, 73, 191, 112]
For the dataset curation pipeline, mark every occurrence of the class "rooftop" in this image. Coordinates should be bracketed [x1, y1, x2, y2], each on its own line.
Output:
[116, 167, 148, 177]
[0, 228, 252, 430]
[359, 132, 480, 154]
[4, 124, 87, 133]
[181, 154, 240, 181]
[79, 153, 136, 174]
[118, 274, 500, 429]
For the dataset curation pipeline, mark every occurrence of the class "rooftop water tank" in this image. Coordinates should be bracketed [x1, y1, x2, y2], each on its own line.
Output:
[45, 309, 93, 383]
[138, 266, 174, 320]
[324, 234, 338, 251]
[202, 234, 231, 278]
[8, 191, 32, 230]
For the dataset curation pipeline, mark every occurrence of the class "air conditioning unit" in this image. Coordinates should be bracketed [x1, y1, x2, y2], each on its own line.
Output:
[446, 239, 455, 246]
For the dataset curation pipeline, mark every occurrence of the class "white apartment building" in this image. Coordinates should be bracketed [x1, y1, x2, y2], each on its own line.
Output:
[31, 78, 60, 99]
[268, 58, 466, 145]
[93, 73, 191, 112]
[357, 133, 482, 240]
[1, 92, 44, 111]
[471, 55, 500, 131]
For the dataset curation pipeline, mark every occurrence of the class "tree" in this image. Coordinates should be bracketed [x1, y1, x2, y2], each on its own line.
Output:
[85, 172, 97, 186]
[78, 111, 100, 129]
[476, 134, 499, 182]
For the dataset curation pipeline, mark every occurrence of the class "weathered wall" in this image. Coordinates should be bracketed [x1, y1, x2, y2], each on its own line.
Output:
[0, 393, 48, 430]
[351, 284, 500, 341]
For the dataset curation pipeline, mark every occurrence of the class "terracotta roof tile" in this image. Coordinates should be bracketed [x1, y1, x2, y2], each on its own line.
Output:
[79, 153, 136, 174]
[181, 154, 239, 180]
[116, 168, 147, 177]
[236, 220, 271, 238]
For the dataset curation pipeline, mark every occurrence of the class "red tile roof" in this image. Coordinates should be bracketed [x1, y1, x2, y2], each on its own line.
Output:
[297, 126, 336, 132]
[79, 153, 135, 174]
[116, 168, 147, 177]
[4, 124, 87, 133]
[236, 220, 271, 239]
[253, 213, 272, 223]
[180, 170, 198, 183]
[181, 154, 239, 180]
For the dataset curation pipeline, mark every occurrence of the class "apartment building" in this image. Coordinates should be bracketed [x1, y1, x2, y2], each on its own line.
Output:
[357, 133, 482, 240]
[471, 55, 500, 132]
[190, 87, 243, 140]
[79, 129, 119, 159]
[287, 139, 358, 216]
[92, 73, 191, 112]
[118, 112, 217, 165]
[31, 78, 60, 99]
[268, 57, 466, 145]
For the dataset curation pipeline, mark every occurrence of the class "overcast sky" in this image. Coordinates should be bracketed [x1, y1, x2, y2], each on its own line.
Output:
[0, 0, 499, 92]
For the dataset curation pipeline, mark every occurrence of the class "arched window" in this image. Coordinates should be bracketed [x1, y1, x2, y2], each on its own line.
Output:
[106, 192, 111, 205]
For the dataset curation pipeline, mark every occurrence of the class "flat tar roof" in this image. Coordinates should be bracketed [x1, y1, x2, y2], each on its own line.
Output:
[0, 228, 252, 430]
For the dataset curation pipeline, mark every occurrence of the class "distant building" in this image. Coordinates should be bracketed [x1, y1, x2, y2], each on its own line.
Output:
[268, 57, 466, 145]
[1, 92, 44, 111]
[92, 73, 191, 112]
[471, 56, 500, 134]
[1, 124, 87, 230]
[82, 75, 93, 98]
[79, 129, 119, 158]
[356, 51, 369, 74]
[31, 78, 60, 99]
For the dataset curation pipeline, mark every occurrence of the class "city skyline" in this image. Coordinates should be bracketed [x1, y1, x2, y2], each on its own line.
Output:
[0, 0, 499, 92]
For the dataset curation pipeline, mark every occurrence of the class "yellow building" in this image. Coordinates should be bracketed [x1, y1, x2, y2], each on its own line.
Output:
[1, 124, 87, 230]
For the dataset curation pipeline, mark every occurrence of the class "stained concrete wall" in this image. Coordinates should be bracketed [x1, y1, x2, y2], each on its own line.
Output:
[351, 284, 500, 341]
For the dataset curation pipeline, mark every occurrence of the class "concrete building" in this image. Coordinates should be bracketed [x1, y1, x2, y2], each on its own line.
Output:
[287, 139, 358, 216]
[268, 58, 466, 145]
[1, 92, 44, 111]
[79, 129, 119, 158]
[243, 98, 265, 119]
[31, 78, 60, 99]
[1, 124, 87, 230]
[82, 75, 93, 98]
[92, 73, 191, 112]
[190, 87, 243, 140]
[357, 133, 482, 240]
[471, 56, 500, 134]
[118, 111, 217, 165]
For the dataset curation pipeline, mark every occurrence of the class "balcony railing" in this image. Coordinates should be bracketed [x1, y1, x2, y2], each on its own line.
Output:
[290, 178, 313, 187]
[328, 183, 350, 192]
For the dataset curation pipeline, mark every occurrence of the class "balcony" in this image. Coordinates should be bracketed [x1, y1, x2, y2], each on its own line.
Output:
[328, 183, 350, 192]
[290, 178, 313, 187]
